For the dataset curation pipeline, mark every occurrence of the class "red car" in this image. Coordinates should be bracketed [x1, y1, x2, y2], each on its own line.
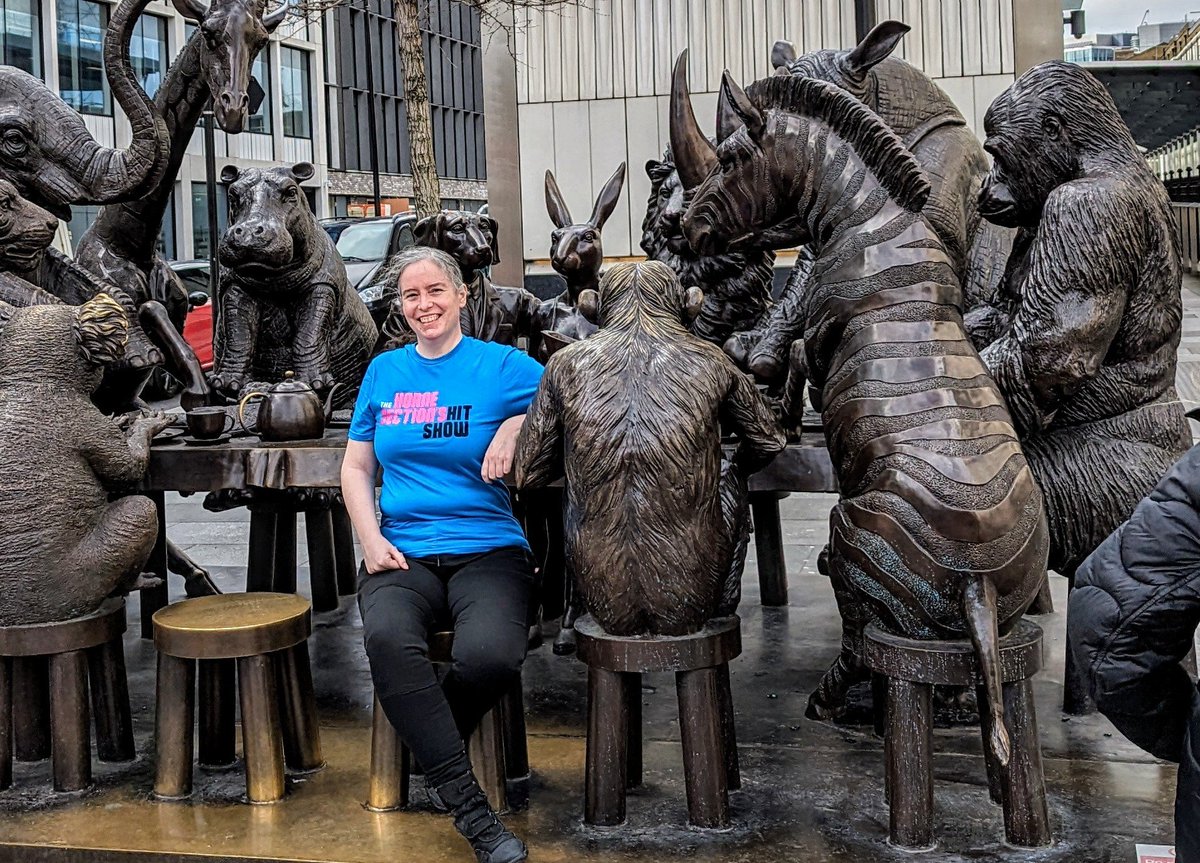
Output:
[171, 260, 215, 370]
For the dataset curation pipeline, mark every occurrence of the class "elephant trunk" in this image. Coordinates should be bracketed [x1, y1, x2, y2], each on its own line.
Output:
[68, 0, 169, 202]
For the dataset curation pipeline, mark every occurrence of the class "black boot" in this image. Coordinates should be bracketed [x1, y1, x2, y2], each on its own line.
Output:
[434, 769, 527, 863]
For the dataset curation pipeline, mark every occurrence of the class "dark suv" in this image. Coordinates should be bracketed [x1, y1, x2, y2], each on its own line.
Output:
[320, 214, 417, 324]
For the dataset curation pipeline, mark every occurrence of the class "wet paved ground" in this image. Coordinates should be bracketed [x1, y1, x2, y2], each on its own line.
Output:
[3, 280, 1200, 862]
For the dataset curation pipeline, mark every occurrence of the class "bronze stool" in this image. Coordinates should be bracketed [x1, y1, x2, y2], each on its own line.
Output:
[575, 613, 741, 829]
[366, 631, 528, 814]
[152, 593, 322, 804]
[864, 619, 1051, 850]
[0, 598, 132, 792]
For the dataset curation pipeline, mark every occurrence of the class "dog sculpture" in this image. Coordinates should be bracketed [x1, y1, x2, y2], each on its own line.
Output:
[680, 72, 1048, 766]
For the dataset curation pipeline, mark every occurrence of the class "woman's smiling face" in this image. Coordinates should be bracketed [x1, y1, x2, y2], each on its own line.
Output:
[399, 258, 467, 345]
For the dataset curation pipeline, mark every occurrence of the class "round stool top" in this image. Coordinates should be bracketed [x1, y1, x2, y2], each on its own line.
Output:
[0, 597, 126, 657]
[864, 619, 1043, 686]
[575, 614, 742, 673]
[153, 593, 311, 659]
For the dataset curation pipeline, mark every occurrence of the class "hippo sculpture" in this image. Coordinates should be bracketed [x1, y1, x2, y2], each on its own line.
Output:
[210, 162, 376, 402]
[516, 260, 786, 637]
[680, 72, 1048, 766]
[0, 294, 173, 625]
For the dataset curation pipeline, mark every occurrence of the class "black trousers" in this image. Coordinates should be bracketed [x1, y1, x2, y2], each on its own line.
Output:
[357, 545, 533, 785]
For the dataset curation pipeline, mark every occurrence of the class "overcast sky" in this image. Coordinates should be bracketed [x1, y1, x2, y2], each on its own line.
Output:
[1084, 0, 1200, 32]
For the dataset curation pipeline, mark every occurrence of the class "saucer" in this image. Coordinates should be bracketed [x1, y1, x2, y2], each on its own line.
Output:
[154, 427, 187, 442]
[183, 432, 232, 446]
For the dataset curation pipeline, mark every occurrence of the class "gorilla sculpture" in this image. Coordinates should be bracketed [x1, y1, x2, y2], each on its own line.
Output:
[725, 22, 1013, 384]
[641, 53, 776, 348]
[516, 261, 785, 637]
[973, 61, 1190, 581]
[379, 210, 540, 349]
[0, 295, 172, 625]
[680, 72, 1047, 762]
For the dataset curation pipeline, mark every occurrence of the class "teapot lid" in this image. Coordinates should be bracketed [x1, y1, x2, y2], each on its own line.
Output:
[271, 371, 314, 394]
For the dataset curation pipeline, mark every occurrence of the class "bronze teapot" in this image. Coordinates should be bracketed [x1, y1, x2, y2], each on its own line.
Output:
[237, 373, 339, 441]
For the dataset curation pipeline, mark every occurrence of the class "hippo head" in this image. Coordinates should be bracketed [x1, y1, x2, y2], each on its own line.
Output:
[219, 162, 315, 274]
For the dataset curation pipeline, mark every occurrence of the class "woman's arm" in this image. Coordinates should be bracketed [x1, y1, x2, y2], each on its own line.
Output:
[340, 439, 408, 573]
[482, 414, 526, 483]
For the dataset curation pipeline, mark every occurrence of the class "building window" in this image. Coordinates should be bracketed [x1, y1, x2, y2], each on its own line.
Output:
[191, 182, 229, 261]
[130, 13, 168, 99]
[1, 0, 41, 74]
[66, 203, 99, 251]
[248, 46, 271, 134]
[159, 187, 177, 260]
[281, 46, 312, 139]
[57, 0, 110, 115]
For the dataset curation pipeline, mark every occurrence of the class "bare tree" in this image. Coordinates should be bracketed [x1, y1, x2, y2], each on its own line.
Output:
[296, 0, 582, 218]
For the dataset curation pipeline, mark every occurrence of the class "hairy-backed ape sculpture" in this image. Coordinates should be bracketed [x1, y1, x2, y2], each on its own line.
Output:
[515, 261, 785, 636]
[726, 22, 1012, 384]
[379, 210, 540, 349]
[534, 162, 626, 358]
[973, 61, 1191, 579]
[641, 53, 775, 348]
[681, 72, 1048, 763]
[0, 295, 173, 625]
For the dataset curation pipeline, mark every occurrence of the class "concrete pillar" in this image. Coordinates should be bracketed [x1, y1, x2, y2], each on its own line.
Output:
[481, 7, 525, 289]
[1012, 0, 1064, 75]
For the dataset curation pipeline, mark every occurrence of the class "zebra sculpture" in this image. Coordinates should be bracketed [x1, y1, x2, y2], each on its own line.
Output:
[679, 71, 1049, 766]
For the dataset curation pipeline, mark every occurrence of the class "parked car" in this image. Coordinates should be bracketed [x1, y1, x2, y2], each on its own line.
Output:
[170, 259, 215, 371]
[320, 214, 418, 325]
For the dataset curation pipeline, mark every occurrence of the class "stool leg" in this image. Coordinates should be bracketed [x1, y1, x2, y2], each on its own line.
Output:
[676, 667, 730, 829]
[247, 508, 278, 592]
[751, 492, 788, 606]
[331, 501, 357, 596]
[716, 664, 740, 791]
[49, 650, 91, 792]
[141, 490, 169, 639]
[0, 657, 11, 790]
[367, 693, 409, 811]
[237, 654, 286, 803]
[585, 666, 628, 826]
[469, 705, 508, 814]
[305, 510, 339, 613]
[886, 678, 934, 850]
[977, 684, 1004, 805]
[624, 672, 643, 790]
[276, 643, 324, 773]
[499, 682, 529, 811]
[88, 639, 134, 762]
[198, 659, 237, 768]
[273, 511, 298, 595]
[13, 656, 50, 761]
[154, 653, 196, 799]
[1000, 680, 1052, 847]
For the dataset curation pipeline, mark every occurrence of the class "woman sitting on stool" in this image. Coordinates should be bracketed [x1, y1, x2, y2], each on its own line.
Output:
[341, 246, 543, 863]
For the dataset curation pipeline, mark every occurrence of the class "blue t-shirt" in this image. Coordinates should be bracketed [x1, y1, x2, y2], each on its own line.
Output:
[349, 337, 544, 557]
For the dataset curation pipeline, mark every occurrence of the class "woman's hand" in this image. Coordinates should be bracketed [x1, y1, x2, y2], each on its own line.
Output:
[482, 414, 526, 483]
[362, 534, 408, 574]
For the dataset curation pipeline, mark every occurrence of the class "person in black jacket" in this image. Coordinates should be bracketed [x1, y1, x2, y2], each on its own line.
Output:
[1069, 443, 1200, 862]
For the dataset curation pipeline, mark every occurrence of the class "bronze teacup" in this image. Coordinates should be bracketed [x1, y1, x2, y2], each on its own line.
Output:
[185, 407, 233, 440]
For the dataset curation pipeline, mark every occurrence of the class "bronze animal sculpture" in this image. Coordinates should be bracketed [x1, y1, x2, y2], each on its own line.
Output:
[533, 163, 627, 359]
[972, 61, 1191, 580]
[641, 52, 775, 349]
[516, 260, 786, 637]
[211, 162, 376, 402]
[725, 22, 1013, 384]
[72, 0, 288, 413]
[379, 210, 540, 349]
[0, 295, 173, 625]
[680, 72, 1048, 764]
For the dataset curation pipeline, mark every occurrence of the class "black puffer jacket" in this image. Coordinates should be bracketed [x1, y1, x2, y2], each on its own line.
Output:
[1070, 444, 1200, 862]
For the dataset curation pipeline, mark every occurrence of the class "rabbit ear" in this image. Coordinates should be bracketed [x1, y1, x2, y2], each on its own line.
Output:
[588, 162, 626, 229]
[544, 170, 573, 229]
